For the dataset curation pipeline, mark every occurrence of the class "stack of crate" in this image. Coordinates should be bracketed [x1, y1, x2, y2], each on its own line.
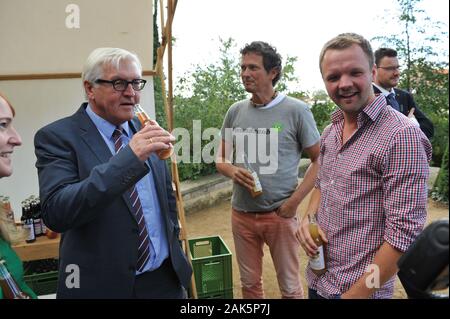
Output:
[188, 235, 233, 299]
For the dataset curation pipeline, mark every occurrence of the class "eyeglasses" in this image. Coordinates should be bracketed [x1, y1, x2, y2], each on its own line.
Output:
[95, 79, 147, 91]
[377, 65, 401, 72]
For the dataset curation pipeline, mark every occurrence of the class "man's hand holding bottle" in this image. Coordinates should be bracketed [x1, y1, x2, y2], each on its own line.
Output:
[231, 166, 256, 193]
[129, 121, 175, 162]
[298, 213, 328, 257]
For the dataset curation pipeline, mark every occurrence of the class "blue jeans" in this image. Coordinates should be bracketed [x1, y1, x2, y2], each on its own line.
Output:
[309, 288, 341, 299]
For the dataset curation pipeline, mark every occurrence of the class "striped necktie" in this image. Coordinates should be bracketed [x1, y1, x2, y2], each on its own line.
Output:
[112, 127, 150, 272]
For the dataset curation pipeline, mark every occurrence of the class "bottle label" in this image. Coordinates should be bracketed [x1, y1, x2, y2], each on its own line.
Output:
[310, 246, 325, 270]
[23, 222, 35, 241]
[34, 218, 43, 236]
[251, 172, 262, 192]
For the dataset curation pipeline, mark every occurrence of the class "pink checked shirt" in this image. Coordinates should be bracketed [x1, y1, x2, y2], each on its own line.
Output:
[307, 94, 432, 299]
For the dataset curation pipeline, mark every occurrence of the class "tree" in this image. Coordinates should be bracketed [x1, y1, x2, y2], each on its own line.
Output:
[372, 0, 448, 91]
[372, 0, 449, 167]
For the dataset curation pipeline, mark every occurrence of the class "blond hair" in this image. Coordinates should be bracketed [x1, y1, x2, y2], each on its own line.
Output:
[0, 92, 15, 116]
[319, 33, 374, 74]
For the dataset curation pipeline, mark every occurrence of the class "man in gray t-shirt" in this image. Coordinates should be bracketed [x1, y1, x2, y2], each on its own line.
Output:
[216, 41, 320, 299]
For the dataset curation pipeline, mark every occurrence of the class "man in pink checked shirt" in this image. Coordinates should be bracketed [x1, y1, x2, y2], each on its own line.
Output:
[298, 33, 432, 299]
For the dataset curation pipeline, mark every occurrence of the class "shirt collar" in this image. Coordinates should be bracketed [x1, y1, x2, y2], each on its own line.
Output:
[256, 93, 286, 110]
[85, 104, 131, 138]
[373, 83, 395, 96]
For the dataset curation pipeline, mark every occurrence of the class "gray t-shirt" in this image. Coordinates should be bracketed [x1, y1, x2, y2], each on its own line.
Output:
[220, 95, 320, 212]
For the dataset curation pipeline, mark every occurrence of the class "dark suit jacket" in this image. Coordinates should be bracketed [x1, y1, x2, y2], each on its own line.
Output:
[34, 103, 192, 298]
[373, 85, 434, 139]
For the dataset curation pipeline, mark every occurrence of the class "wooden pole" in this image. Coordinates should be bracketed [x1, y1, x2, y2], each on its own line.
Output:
[0, 70, 157, 81]
[156, 0, 197, 299]
[167, 0, 173, 129]
[159, 0, 166, 48]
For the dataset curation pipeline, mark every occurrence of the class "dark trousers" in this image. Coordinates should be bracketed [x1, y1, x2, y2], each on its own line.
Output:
[133, 258, 186, 299]
[309, 288, 341, 299]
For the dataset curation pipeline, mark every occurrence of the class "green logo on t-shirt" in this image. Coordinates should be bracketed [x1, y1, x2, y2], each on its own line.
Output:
[272, 122, 284, 132]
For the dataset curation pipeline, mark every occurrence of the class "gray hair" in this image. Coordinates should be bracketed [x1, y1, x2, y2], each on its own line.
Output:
[82, 47, 142, 84]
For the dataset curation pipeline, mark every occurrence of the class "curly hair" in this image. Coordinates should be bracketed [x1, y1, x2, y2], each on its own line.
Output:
[240, 41, 282, 86]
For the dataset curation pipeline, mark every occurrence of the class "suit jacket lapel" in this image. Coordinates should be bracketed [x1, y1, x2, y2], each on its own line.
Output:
[373, 85, 382, 95]
[75, 103, 113, 164]
[75, 104, 138, 217]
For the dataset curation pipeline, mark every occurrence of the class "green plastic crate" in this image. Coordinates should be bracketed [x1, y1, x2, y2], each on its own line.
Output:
[23, 259, 58, 296]
[24, 270, 58, 296]
[198, 288, 233, 299]
[189, 236, 233, 298]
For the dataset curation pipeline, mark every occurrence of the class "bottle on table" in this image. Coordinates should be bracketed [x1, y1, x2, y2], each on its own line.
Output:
[35, 198, 47, 235]
[30, 200, 43, 237]
[21, 201, 35, 244]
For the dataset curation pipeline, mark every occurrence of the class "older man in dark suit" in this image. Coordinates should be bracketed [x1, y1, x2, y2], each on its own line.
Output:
[373, 47, 434, 139]
[34, 48, 192, 298]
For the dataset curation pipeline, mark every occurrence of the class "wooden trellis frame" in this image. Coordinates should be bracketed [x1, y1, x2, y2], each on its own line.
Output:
[154, 0, 197, 299]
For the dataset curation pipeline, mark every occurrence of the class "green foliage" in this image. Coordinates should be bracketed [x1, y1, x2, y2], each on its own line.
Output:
[276, 56, 300, 93]
[432, 141, 449, 203]
[400, 58, 449, 166]
[307, 90, 335, 133]
[405, 59, 449, 117]
[153, 77, 167, 129]
[173, 38, 246, 180]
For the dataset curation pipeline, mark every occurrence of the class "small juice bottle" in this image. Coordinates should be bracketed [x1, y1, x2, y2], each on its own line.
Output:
[242, 154, 263, 197]
[133, 104, 174, 160]
[309, 214, 326, 276]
